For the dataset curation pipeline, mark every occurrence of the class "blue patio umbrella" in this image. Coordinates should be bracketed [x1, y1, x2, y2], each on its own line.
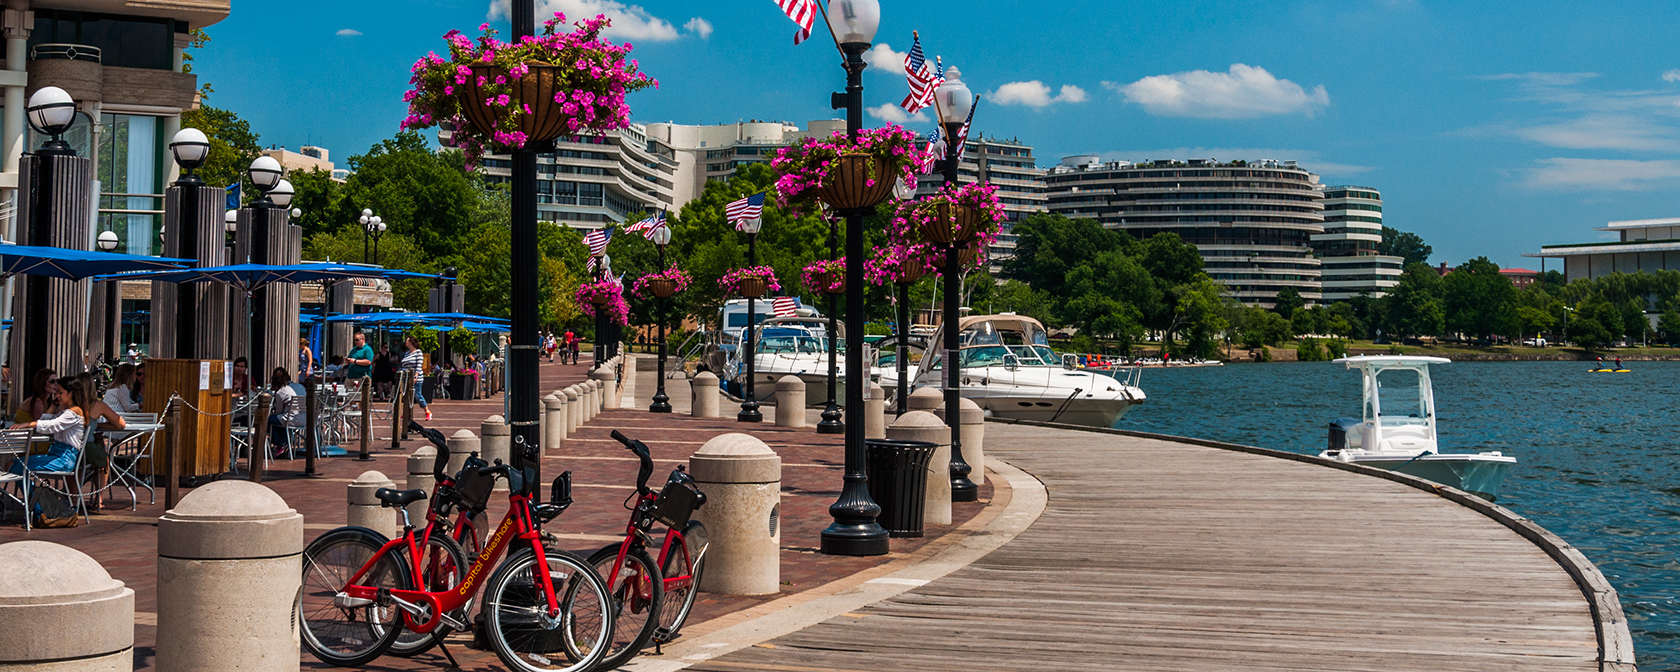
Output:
[0, 243, 193, 280]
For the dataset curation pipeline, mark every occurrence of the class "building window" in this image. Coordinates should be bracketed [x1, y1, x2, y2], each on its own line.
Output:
[96, 114, 163, 256]
[30, 10, 175, 70]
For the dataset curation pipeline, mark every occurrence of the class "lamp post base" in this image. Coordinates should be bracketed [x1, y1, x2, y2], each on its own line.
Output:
[738, 400, 762, 423]
[817, 404, 844, 433]
[650, 393, 672, 413]
[821, 474, 889, 556]
[952, 479, 978, 502]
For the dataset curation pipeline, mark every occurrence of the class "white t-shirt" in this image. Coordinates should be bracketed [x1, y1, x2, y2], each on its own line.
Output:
[36, 408, 86, 447]
[102, 384, 140, 414]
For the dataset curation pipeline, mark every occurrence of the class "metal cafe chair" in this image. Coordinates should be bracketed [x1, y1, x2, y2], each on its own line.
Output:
[0, 428, 33, 530]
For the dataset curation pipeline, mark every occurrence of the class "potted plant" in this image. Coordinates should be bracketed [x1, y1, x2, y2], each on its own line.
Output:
[400, 13, 657, 166]
[865, 243, 934, 286]
[801, 259, 848, 294]
[575, 279, 629, 325]
[771, 124, 928, 213]
[721, 266, 781, 299]
[913, 182, 1006, 246]
[631, 266, 692, 300]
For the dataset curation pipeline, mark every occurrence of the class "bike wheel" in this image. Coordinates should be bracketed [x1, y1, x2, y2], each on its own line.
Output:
[658, 521, 708, 638]
[298, 527, 412, 667]
[388, 532, 467, 657]
[483, 547, 613, 672]
[586, 545, 663, 669]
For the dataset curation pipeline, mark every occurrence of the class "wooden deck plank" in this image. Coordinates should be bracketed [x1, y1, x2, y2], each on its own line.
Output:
[690, 423, 1602, 671]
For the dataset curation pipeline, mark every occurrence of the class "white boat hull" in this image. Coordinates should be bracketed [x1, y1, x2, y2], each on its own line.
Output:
[1323, 451, 1516, 500]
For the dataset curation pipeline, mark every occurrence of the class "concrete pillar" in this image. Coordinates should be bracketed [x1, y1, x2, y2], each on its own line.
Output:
[407, 446, 437, 524]
[347, 470, 399, 540]
[937, 398, 986, 486]
[563, 386, 581, 432]
[157, 480, 303, 671]
[153, 182, 229, 359]
[775, 375, 806, 428]
[9, 152, 93, 384]
[865, 381, 886, 439]
[591, 367, 618, 411]
[553, 393, 568, 441]
[619, 354, 637, 406]
[586, 379, 601, 418]
[0, 541, 135, 670]
[542, 395, 562, 452]
[691, 433, 781, 595]
[907, 386, 943, 412]
[539, 393, 557, 452]
[692, 371, 720, 418]
[446, 430, 480, 477]
[886, 411, 951, 526]
[482, 414, 511, 470]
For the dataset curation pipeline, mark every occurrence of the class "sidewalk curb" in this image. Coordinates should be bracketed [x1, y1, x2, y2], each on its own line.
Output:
[626, 457, 1048, 671]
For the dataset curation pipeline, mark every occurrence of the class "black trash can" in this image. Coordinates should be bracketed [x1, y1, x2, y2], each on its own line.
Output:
[866, 438, 937, 538]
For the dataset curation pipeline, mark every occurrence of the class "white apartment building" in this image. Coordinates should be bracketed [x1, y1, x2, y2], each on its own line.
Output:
[914, 133, 1048, 272]
[1313, 185, 1403, 300]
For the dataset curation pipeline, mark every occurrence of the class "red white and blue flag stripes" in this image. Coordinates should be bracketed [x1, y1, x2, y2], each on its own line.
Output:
[626, 211, 666, 239]
[727, 193, 766, 229]
[583, 226, 614, 257]
[775, 0, 816, 45]
[901, 33, 942, 114]
[954, 96, 980, 158]
[772, 296, 799, 317]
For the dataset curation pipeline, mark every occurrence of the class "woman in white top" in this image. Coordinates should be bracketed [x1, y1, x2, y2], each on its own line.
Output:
[7, 376, 88, 474]
[101, 363, 140, 414]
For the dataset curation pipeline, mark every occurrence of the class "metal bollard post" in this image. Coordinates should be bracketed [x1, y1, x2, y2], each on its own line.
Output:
[251, 391, 271, 484]
[357, 377, 373, 461]
[304, 375, 319, 475]
[165, 394, 181, 509]
[390, 371, 405, 450]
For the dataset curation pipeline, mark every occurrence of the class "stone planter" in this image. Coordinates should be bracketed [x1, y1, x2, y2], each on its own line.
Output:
[816, 153, 896, 211]
[738, 277, 768, 299]
[458, 63, 571, 145]
[649, 277, 679, 299]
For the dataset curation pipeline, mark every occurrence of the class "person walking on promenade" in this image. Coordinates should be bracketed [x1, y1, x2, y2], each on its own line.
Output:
[401, 337, 430, 421]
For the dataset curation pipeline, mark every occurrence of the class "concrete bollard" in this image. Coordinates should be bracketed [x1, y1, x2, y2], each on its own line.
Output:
[446, 429, 480, 477]
[692, 371, 721, 418]
[579, 382, 594, 423]
[407, 446, 437, 524]
[588, 379, 603, 417]
[347, 470, 400, 540]
[907, 386, 943, 412]
[540, 394, 559, 452]
[482, 416, 511, 491]
[157, 480, 302, 671]
[0, 541, 134, 670]
[886, 411, 951, 526]
[937, 398, 986, 486]
[774, 375, 806, 428]
[619, 355, 637, 406]
[564, 387, 581, 432]
[552, 393, 569, 441]
[691, 433, 781, 595]
[591, 367, 618, 410]
[865, 381, 887, 439]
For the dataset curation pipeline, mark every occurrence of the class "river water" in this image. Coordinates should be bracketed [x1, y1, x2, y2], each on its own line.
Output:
[1116, 361, 1680, 670]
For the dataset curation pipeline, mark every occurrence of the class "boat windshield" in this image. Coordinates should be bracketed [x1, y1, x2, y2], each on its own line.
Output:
[1371, 368, 1430, 425]
[756, 328, 825, 354]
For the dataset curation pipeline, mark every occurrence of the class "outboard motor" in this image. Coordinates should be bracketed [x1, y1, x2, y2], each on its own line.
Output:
[1326, 417, 1361, 453]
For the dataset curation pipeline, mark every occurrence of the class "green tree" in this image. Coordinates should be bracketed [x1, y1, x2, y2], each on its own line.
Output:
[1061, 249, 1159, 339]
[180, 98, 261, 193]
[1272, 286, 1304, 318]
[1173, 278, 1229, 358]
[1441, 257, 1518, 340]
[1002, 213, 1133, 300]
[287, 168, 344, 243]
[303, 225, 432, 310]
[1380, 226, 1432, 266]
[332, 132, 483, 261]
[1239, 308, 1291, 349]
[1659, 310, 1680, 345]
[1383, 263, 1445, 339]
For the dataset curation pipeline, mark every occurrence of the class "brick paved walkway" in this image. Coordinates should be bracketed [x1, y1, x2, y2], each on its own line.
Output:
[0, 353, 993, 671]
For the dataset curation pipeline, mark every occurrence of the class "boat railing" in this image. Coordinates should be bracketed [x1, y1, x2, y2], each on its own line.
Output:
[671, 328, 710, 378]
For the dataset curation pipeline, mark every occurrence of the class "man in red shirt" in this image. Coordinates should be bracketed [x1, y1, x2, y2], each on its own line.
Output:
[564, 331, 576, 365]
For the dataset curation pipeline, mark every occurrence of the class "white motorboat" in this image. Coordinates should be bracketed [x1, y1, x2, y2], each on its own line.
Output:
[707, 300, 844, 406]
[894, 314, 1146, 428]
[1319, 355, 1515, 500]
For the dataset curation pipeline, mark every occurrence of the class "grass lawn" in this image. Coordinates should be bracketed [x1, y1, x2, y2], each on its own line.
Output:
[1341, 340, 1680, 358]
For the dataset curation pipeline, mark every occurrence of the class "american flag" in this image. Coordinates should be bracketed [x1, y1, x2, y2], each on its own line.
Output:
[625, 211, 665, 237]
[901, 34, 942, 114]
[583, 226, 614, 257]
[918, 128, 942, 175]
[771, 296, 799, 317]
[775, 0, 815, 45]
[953, 96, 980, 159]
[727, 193, 766, 229]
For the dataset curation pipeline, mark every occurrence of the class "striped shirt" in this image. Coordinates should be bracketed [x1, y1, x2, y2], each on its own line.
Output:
[401, 349, 426, 383]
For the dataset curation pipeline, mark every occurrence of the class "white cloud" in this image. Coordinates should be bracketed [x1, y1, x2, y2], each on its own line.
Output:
[1526, 158, 1680, 190]
[1470, 71, 1680, 152]
[866, 104, 927, 124]
[1664, 70, 1680, 83]
[683, 17, 712, 39]
[1088, 147, 1373, 177]
[1514, 114, 1678, 151]
[1110, 64, 1329, 119]
[336, 28, 362, 36]
[489, 0, 688, 42]
[865, 43, 907, 76]
[987, 81, 1088, 108]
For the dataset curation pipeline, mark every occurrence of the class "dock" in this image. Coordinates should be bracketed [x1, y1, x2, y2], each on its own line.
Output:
[682, 419, 1630, 672]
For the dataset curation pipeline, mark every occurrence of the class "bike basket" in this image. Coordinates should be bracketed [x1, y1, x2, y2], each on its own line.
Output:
[452, 468, 496, 513]
[651, 479, 703, 528]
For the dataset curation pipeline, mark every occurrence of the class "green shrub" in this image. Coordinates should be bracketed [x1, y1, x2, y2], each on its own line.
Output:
[404, 325, 439, 353]
[1325, 338, 1349, 359]
[448, 327, 475, 356]
[1296, 337, 1328, 362]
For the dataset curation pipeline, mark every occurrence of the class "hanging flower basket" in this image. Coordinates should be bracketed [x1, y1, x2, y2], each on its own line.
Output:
[801, 259, 848, 294]
[400, 13, 657, 166]
[575, 279, 629, 325]
[721, 266, 781, 299]
[914, 182, 1006, 248]
[934, 244, 986, 272]
[865, 243, 935, 287]
[632, 267, 691, 300]
[772, 125, 928, 215]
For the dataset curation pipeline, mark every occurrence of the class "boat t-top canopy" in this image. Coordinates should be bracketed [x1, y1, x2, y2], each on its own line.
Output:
[1333, 355, 1452, 370]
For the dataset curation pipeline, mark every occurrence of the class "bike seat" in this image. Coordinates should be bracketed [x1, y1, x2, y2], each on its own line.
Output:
[375, 488, 428, 508]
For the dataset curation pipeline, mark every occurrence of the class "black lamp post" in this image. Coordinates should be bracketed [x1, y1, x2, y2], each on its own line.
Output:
[934, 68, 978, 503]
[242, 155, 285, 383]
[817, 215, 843, 433]
[891, 177, 917, 416]
[593, 252, 610, 370]
[737, 217, 763, 423]
[97, 230, 119, 359]
[819, 0, 889, 556]
[224, 210, 238, 264]
[360, 209, 386, 265]
[649, 225, 674, 413]
[18, 87, 78, 381]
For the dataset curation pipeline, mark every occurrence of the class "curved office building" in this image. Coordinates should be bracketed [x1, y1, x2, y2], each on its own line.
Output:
[1045, 157, 1325, 307]
[1314, 186, 1403, 300]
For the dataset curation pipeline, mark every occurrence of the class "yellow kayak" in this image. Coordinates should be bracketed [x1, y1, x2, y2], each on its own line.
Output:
[1588, 368, 1633, 373]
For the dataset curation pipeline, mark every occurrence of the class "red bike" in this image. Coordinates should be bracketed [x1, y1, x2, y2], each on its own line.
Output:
[584, 430, 710, 668]
[299, 430, 614, 672]
[383, 424, 492, 658]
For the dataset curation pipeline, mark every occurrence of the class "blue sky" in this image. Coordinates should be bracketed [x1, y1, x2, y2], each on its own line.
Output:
[195, 1, 1680, 270]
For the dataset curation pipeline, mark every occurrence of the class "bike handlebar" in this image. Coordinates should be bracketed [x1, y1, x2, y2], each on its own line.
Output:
[611, 430, 656, 493]
[408, 421, 451, 482]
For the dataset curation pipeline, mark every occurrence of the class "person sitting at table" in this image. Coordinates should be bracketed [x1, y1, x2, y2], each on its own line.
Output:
[324, 355, 346, 383]
[231, 357, 252, 398]
[7, 376, 88, 475]
[267, 367, 306, 458]
[102, 363, 140, 414]
[131, 363, 145, 407]
[12, 368, 58, 423]
[78, 372, 125, 508]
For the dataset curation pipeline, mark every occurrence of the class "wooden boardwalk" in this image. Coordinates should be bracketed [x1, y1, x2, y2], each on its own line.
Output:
[688, 422, 1612, 672]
